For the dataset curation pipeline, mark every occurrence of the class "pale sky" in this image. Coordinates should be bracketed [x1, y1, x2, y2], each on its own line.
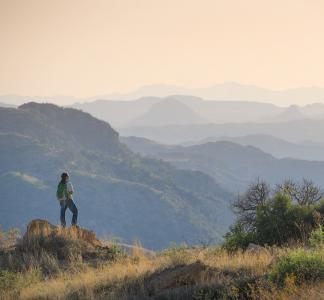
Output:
[1, 0, 324, 99]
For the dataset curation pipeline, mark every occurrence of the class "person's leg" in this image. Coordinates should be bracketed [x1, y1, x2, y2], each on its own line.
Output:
[67, 199, 78, 226]
[60, 200, 67, 227]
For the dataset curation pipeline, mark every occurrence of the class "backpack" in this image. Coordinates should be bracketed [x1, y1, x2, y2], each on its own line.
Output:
[56, 182, 67, 199]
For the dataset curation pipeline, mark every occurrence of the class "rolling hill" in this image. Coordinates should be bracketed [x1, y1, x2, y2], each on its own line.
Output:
[185, 134, 324, 161]
[73, 95, 284, 126]
[0, 103, 232, 249]
[122, 137, 324, 192]
[127, 98, 206, 126]
[87, 82, 324, 106]
[119, 117, 324, 145]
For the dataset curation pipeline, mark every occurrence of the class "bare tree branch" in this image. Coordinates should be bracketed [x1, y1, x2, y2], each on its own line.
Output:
[232, 178, 270, 230]
[276, 178, 323, 205]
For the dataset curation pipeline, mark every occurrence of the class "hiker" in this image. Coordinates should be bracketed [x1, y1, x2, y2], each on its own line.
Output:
[56, 172, 78, 227]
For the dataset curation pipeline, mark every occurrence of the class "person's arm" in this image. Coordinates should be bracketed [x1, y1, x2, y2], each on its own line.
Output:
[67, 182, 74, 197]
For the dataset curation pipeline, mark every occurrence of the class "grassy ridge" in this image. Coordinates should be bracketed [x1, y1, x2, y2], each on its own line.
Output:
[0, 229, 323, 300]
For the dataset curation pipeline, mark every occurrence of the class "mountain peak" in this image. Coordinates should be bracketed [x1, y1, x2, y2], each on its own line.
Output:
[128, 98, 206, 127]
[5, 102, 122, 155]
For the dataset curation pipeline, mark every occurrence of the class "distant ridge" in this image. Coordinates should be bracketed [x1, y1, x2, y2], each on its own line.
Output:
[127, 98, 207, 127]
[3, 82, 324, 106]
[95, 83, 324, 106]
[185, 134, 324, 161]
[122, 136, 324, 192]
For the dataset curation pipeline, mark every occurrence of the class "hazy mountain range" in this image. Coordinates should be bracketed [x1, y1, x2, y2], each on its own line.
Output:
[119, 117, 324, 145]
[127, 98, 206, 126]
[0, 102, 16, 108]
[84, 82, 324, 106]
[73, 96, 283, 127]
[3, 81, 324, 106]
[3, 87, 324, 249]
[122, 136, 324, 192]
[105, 82, 324, 106]
[0, 103, 232, 249]
[73, 95, 324, 128]
[184, 134, 324, 161]
[3, 99, 324, 249]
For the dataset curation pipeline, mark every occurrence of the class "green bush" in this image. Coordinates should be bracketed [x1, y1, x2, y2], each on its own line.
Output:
[0, 270, 20, 290]
[222, 223, 255, 252]
[309, 225, 324, 248]
[269, 249, 324, 286]
[255, 194, 295, 246]
[224, 180, 324, 250]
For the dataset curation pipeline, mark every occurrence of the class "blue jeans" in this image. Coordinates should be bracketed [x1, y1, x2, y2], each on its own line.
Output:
[60, 199, 78, 227]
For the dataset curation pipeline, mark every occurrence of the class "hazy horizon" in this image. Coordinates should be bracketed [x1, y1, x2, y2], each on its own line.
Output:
[1, 0, 324, 104]
[2, 82, 324, 107]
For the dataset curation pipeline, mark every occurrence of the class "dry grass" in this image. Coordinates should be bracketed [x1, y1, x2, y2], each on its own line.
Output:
[0, 231, 323, 300]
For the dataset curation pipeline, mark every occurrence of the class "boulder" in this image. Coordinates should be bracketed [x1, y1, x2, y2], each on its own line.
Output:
[147, 261, 208, 292]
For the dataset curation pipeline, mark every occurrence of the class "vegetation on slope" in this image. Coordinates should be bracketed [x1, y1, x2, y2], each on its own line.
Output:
[223, 179, 324, 252]
[0, 227, 323, 299]
[0, 103, 232, 248]
[1, 177, 323, 300]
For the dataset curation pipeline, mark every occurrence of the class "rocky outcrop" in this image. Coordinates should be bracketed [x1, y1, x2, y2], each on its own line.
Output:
[24, 219, 102, 247]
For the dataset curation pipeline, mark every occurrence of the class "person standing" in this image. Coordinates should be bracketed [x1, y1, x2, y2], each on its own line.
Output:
[56, 172, 78, 227]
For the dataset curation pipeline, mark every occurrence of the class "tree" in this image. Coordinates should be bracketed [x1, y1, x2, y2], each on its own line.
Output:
[224, 179, 324, 250]
[255, 194, 294, 245]
[276, 178, 323, 205]
[232, 178, 270, 230]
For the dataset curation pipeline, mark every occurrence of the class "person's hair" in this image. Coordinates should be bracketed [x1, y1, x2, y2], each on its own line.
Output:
[60, 172, 69, 183]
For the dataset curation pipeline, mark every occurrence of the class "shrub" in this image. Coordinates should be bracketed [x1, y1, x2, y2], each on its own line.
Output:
[225, 180, 324, 250]
[309, 225, 324, 248]
[222, 223, 255, 252]
[255, 194, 294, 246]
[269, 249, 324, 286]
[0, 270, 20, 291]
[0, 227, 21, 249]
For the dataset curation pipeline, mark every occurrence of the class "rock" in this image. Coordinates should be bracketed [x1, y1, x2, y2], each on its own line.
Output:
[148, 261, 208, 292]
[24, 219, 102, 248]
[25, 219, 56, 240]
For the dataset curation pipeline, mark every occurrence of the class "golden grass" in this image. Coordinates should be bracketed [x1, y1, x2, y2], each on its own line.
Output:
[18, 254, 161, 299]
[0, 244, 323, 300]
[259, 281, 324, 300]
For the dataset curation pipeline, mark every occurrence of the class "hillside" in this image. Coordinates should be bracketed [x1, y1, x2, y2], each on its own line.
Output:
[0, 103, 232, 249]
[122, 137, 324, 192]
[127, 98, 206, 127]
[188, 134, 324, 161]
[72, 97, 162, 127]
[86, 82, 324, 106]
[269, 105, 305, 122]
[119, 117, 324, 144]
[73, 95, 284, 126]
[0, 220, 323, 300]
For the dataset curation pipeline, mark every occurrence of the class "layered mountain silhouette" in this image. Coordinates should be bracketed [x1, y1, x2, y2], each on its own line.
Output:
[119, 117, 324, 145]
[4, 83, 324, 106]
[72, 97, 162, 127]
[88, 83, 324, 106]
[127, 98, 206, 127]
[266, 105, 305, 123]
[73, 96, 284, 126]
[185, 134, 324, 161]
[73, 95, 324, 129]
[122, 137, 324, 192]
[0, 102, 16, 108]
[0, 103, 232, 249]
